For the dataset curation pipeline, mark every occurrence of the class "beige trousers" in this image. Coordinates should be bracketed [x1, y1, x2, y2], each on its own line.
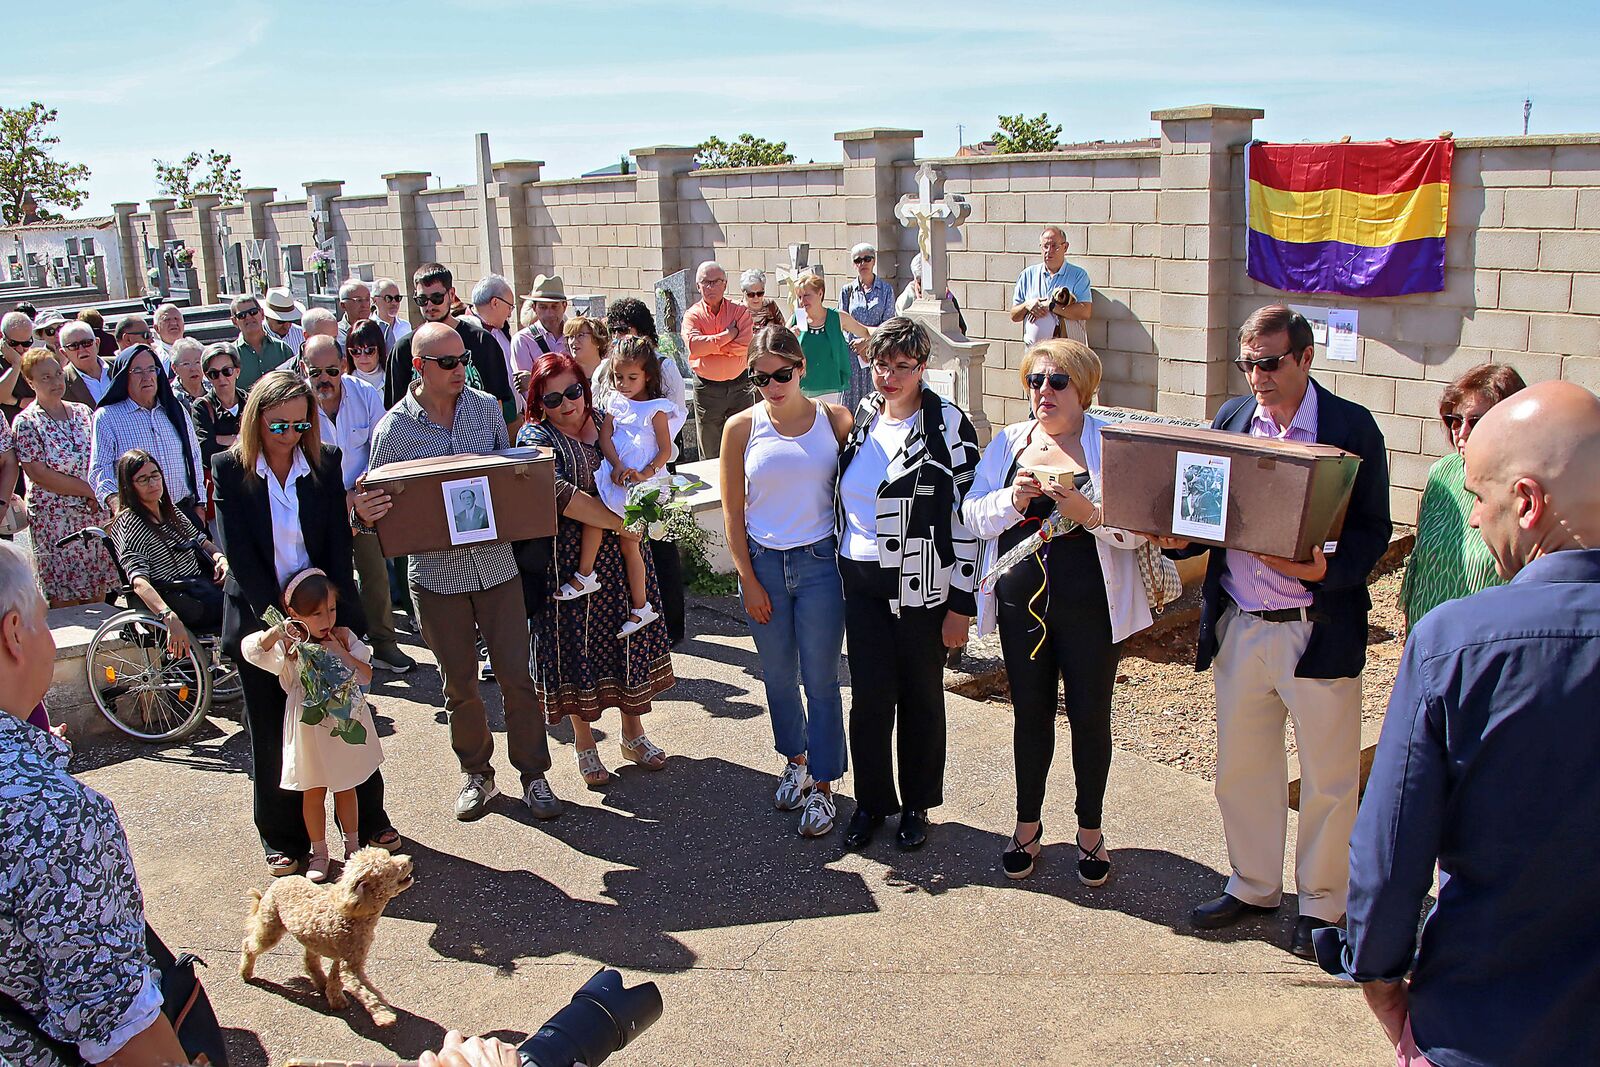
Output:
[352, 532, 400, 652]
[1212, 605, 1361, 921]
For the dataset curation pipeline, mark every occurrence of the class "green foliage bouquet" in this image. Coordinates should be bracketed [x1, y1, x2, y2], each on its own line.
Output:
[622, 472, 708, 542]
[262, 606, 367, 745]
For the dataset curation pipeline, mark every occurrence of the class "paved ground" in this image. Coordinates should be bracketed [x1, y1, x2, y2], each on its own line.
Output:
[76, 598, 1392, 1066]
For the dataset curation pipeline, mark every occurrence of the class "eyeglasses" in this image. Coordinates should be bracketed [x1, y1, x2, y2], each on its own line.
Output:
[745, 289, 765, 298]
[233, 307, 262, 320]
[306, 366, 342, 379]
[1233, 350, 1296, 374]
[1026, 371, 1071, 393]
[750, 366, 798, 388]
[127, 364, 160, 378]
[205, 365, 236, 380]
[420, 353, 471, 370]
[413, 291, 449, 306]
[699, 277, 726, 287]
[540, 382, 586, 408]
[62, 338, 97, 352]
[871, 359, 923, 377]
[1442, 413, 1482, 433]
[133, 471, 164, 487]
[347, 344, 378, 356]
[853, 256, 876, 265]
[377, 293, 402, 303]
[120, 330, 150, 340]
[266, 420, 312, 435]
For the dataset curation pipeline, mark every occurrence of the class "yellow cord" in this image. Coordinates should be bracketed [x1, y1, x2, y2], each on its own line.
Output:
[1027, 528, 1051, 659]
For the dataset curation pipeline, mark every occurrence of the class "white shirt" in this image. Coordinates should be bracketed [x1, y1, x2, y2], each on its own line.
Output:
[379, 315, 411, 347]
[316, 375, 387, 490]
[593, 355, 689, 458]
[838, 411, 912, 561]
[255, 449, 313, 589]
[463, 314, 524, 414]
[79, 365, 113, 404]
[273, 323, 305, 356]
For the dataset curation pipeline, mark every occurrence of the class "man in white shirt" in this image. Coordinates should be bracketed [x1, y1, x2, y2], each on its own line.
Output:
[302, 335, 413, 673]
[372, 277, 411, 351]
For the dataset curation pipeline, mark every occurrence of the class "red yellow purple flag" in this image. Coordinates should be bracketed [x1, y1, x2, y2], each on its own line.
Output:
[1245, 139, 1453, 297]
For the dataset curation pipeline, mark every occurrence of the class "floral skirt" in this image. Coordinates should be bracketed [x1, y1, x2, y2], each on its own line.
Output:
[532, 518, 674, 722]
[29, 492, 117, 603]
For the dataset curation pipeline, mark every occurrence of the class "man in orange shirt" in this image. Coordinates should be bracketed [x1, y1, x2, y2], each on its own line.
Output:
[682, 260, 753, 459]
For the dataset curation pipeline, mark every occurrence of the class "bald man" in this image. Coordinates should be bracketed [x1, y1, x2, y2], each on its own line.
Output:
[1318, 381, 1600, 1066]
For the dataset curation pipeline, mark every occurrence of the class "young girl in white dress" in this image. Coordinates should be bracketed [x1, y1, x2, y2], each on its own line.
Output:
[242, 568, 379, 883]
[553, 336, 676, 639]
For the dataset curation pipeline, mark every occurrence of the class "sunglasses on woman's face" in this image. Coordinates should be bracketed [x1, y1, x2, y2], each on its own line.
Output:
[206, 365, 236, 380]
[1026, 371, 1072, 393]
[540, 382, 586, 409]
[750, 366, 797, 388]
[413, 291, 449, 306]
[347, 344, 378, 356]
[1442, 413, 1482, 432]
[266, 420, 312, 435]
[421, 353, 471, 370]
[745, 289, 765, 298]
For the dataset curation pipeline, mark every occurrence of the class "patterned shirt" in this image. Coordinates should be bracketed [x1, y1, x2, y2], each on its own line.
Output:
[368, 381, 516, 595]
[1219, 385, 1319, 612]
[840, 276, 897, 329]
[0, 714, 162, 1067]
[87, 397, 208, 509]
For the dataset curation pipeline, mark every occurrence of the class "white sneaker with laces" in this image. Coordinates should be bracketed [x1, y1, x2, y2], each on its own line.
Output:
[774, 760, 814, 811]
[798, 789, 836, 837]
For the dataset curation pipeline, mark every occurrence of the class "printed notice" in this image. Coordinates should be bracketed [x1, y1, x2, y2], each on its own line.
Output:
[1326, 308, 1360, 363]
[1172, 451, 1231, 541]
[442, 476, 497, 546]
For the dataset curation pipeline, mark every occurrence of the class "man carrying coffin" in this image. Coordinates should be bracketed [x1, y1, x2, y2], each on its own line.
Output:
[1153, 304, 1391, 960]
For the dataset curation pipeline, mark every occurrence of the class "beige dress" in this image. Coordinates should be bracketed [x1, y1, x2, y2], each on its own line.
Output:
[242, 630, 382, 793]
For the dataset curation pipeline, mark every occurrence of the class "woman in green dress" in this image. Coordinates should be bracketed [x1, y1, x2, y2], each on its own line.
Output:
[790, 270, 871, 405]
[1398, 362, 1527, 632]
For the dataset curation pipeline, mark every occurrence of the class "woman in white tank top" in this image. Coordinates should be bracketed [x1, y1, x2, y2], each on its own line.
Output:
[721, 326, 854, 839]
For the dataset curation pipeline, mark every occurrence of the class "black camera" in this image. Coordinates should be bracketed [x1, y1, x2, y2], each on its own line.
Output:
[518, 968, 663, 1067]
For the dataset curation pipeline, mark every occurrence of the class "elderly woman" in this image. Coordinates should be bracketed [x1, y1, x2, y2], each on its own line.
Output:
[740, 269, 786, 331]
[152, 303, 186, 368]
[518, 352, 674, 782]
[836, 317, 979, 852]
[791, 270, 871, 405]
[1397, 362, 1528, 632]
[168, 337, 208, 409]
[962, 339, 1152, 884]
[840, 242, 898, 409]
[193, 342, 248, 470]
[343, 317, 388, 392]
[12, 347, 117, 605]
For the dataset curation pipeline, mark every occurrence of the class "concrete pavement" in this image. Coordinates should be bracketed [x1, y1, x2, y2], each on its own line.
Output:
[77, 597, 1392, 1066]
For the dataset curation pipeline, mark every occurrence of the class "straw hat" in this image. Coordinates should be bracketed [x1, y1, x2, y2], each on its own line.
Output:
[524, 274, 568, 303]
[263, 287, 305, 323]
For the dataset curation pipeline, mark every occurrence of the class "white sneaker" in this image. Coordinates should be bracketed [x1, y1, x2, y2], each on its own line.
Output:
[774, 760, 813, 811]
[554, 571, 601, 601]
[616, 601, 660, 638]
[798, 789, 836, 837]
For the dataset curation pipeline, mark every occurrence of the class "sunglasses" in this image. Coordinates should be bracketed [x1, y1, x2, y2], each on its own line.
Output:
[233, 307, 262, 319]
[1026, 371, 1072, 392]
[853, 256, 876, 264]
[4, 337, 31, 351]
[420, 353, 471, 370]
[377, 293, 402, 303]
[1442, 413, 1482, 432]
[205, 365, 236, 380]
[1233, 351, 1296, 374]
[750, 366, 798, 388]
[121, 330, 150, 340]
[38, 327, 60, 337]
[62, 338, 97, 352]
[266, 420, 312, 435]
[347, 344, 378, 355]
[413, 291, 449, 306]
[540, 382, 586, 408]
[307, 366, 342, 379]
[745, 289, 765, 298]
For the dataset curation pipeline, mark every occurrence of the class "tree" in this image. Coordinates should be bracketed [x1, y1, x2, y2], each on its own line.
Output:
[153, 150, 244, 207]
[0, 101, 91, 225]
[992, 113, 1063, 155]
[695, 133, 795, 169]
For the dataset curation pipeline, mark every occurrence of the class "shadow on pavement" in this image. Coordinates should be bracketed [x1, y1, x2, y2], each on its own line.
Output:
[231, 974, 448, 1064]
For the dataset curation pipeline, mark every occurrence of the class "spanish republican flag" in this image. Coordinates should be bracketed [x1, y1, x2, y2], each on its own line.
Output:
[1245, 139, 1452, 297]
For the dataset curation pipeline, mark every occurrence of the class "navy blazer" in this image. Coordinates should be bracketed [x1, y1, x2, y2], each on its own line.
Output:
[1175, 378, 1392, 679]
[211, 444, 366, 657]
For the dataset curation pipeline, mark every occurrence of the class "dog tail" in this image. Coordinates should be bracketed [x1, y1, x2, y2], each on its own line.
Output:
[246, 886, 264, 919]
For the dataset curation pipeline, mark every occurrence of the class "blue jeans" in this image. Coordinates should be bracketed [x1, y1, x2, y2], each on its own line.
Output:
[743, 535, 848, 783]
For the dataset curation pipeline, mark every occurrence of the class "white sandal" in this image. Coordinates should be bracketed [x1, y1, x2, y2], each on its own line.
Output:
[554, 571, 601, 601]
[576, 747, 612, 787]
[616, 601, 660, 638]
[619, 732, 667, 770]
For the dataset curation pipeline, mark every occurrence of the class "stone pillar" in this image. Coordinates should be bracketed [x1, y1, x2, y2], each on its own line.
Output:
[631, 145, 699, 280]
[1152, 105, 1263, 420]
[110, 202, 141, 298]
[835, 127, 922, 283]
[490, 160, 544, 299]
[188, 193, 224, 304]
[147, 198, 177, 294]
[383, 172, 431, 325]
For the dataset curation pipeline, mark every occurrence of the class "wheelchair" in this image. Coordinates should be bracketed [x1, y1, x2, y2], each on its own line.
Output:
[58, 526, 242, 742]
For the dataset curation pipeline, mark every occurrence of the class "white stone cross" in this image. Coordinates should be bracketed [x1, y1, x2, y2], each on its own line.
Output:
[773, 242, 812, 302]
[894, 162, 970, 295]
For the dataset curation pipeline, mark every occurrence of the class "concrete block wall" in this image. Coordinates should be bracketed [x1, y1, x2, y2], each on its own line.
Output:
[675, 164, 851, 283]
[529, 175, 653, 304]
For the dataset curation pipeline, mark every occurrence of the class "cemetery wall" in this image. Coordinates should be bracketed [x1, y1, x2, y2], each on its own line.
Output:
[414, 187, 482, 276]
[0, 221, 125, 297]
[330, 195, 401, 282]
[674, 164, 851, 283]
[528, 176, 652, 302]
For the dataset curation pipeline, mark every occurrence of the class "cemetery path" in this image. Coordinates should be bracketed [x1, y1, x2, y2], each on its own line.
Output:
[80, 600, 1393, 1066]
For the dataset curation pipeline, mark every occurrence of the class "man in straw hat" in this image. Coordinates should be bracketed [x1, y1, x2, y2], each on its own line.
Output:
[263, 287, 306, 357]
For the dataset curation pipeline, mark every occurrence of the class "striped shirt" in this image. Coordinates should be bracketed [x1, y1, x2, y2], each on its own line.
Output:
[111, 508, 207, 585]
[368, 381, 515, 596]
[1220, 386, 1319, 612]
[88, 398, 208, 509]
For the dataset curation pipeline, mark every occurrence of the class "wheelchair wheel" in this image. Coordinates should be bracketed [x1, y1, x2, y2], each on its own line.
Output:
[85, 610, 212, 742]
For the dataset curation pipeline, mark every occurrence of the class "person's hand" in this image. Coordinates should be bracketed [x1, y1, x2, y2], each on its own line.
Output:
[1029, 299, 1052, 321]
[514, 369, 532, 393]
[613, 467, 636, 487]
[164, 615, 191, 660]
[49, 721, 69, 744]
[1253, 546, 1328, 583]
[106, 493, 120, 514]
[353, 484, 392, 524]
[1147, 534, 1190, 551]
[1360, 979, 1410, 1048]
[723, 325, 739, 342]
[1010, 469, 1043, 513]
[1043, 482, 1096, 525]
[419, 1029, 521, 1067]
[941, 610, 971, 649]
[212, 554, 229, 583]
[742, 576, 772, 625]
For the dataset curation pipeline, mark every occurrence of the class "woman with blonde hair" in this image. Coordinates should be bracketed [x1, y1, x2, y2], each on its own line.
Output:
[791, 270, 871, 405]
[961, 338, 1152, 884]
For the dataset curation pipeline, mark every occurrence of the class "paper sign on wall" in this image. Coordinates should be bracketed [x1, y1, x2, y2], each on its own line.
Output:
[1325, 308, 1360, 363]
[1171, 452, 1230, 540]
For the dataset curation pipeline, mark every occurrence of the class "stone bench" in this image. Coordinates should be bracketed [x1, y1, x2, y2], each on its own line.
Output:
[47, 601, 139, 743]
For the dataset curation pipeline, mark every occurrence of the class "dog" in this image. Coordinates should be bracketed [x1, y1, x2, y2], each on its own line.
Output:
[239, 847, 414, 1026]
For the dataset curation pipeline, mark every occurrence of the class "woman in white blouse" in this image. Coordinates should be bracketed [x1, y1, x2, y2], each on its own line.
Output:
[961, 339, 1152, 885]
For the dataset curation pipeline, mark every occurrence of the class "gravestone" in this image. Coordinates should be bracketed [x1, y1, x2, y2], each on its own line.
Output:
[280, 243, 303, 292]
[68, 254, 89, 288]
[569, 293, 606, 320]
[26, 255, 46, 287]
[349, 262, 375, 283]
[652, 270, 694, 377]
[288, 270, 313, 307]
[773, 243, 812, 303]
[222, 243, 245, 296]
[246, 238, 273, 294]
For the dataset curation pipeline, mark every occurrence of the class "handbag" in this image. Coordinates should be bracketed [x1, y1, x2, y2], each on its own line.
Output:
[0, 495, 27, 535]
[1135, 538, 1184, 613]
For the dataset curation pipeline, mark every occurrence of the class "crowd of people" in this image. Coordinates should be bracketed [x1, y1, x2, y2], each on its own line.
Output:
[0, 229, 1596, 1067]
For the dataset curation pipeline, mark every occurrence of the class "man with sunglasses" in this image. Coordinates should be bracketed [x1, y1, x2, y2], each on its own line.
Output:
[1153, 304, 1391, 960]
[367, 322, 561, 822]
[371, 278, 411, 350]
[230, 294, 294, 392]
[383, 263, 517, 425]
[58, 321, 113, 407]
[682, 260, 754, 460]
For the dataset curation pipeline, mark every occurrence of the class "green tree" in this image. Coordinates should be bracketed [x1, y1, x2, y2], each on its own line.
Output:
[153, 150, 244, 206]
[0, 101, 91, 224]
[695, 133, 796, 169]
[992, 113, 1063, 155]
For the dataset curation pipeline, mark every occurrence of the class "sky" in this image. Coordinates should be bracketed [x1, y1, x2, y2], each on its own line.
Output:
[9, 0, 1597, 217]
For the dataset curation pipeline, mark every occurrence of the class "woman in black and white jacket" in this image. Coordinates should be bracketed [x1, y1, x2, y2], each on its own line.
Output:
[834, 316, 980, 853]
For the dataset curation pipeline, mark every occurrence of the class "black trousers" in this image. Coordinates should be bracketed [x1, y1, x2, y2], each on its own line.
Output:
[239, 657, 392, 859]
[840, 557, 949, 817]
[995, 533, 1120, 827]
[651, 539, 685, 644]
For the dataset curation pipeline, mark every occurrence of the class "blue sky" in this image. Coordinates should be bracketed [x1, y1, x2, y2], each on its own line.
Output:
[10, 0, 1596, 215]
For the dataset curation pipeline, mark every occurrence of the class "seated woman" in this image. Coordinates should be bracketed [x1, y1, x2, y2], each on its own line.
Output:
[110, 448, 229, 661]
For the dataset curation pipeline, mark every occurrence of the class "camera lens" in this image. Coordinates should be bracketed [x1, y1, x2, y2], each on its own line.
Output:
[518, 969, 663, 1067]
